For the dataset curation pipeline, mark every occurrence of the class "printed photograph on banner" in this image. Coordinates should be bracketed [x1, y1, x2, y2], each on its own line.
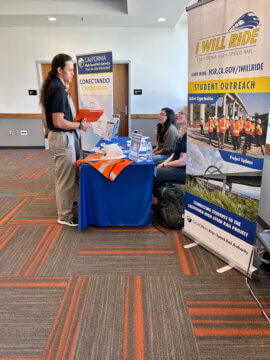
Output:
[188, 92, 270, 158]
[186, 144, 260, 222]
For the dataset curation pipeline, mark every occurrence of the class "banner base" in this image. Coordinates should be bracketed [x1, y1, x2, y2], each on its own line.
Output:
[182, 228, 257, 279]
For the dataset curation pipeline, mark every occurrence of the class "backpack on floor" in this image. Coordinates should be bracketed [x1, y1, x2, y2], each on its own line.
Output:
[156, 183, 185, 229]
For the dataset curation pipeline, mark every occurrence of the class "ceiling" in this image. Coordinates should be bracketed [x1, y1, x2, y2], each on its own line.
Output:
[0, 0, 197, 28]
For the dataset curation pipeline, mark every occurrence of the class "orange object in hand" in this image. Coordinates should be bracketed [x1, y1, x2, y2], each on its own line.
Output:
[74, 109, 104, 122]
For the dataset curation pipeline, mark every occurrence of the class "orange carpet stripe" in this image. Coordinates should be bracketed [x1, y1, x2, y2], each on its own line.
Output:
[32, 167, 44, 178]
[43, 279, 72, 360]
[123, 276, 130, 360]
[181, 231, 199, 275]
[187, 301, 270, 305]
[25, 167, 39, 179]
[26, 226, 61, 277]
[63, 278, 90, 360]
[61, 278, 85, 359]
[25, 226, 58, 276]
[10, 219, 58, 223]
[173, 230, 191, 276]
[0, 198, 28, 226]
[19, 166, 37, 179]
[0, 155, 33, 169]
[68, 277, 91, 360]
[0, 150, 8, 155]
[192, 319, 267, 324]
[180, 230, 188, 245]
[34, 226, 62, 276]
[0, 282, 67, 287]
[56, 277, 84, 359]
[16, 226, 53, 276]
[0, 358, 40, 360]
[34, 167, 49, 179]
[189, 308, 270, 316]
[194, 327, 270, 336]
[232, 268, 240, 276]
[134, 276, 145, 360]
[78, 250, 174, 255]
[0, 226, 19, 251]
[23, 226, 55, 276]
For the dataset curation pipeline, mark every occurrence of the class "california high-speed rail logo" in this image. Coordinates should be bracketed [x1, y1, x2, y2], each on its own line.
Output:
[78, 57, 84, 68]
[195, 12, 260, 55]
[228, 12, 260, 31]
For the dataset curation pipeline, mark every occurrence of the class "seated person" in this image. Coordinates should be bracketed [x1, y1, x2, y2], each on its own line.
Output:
[153, 107, 187, 195]
[152, 107, 178, 164]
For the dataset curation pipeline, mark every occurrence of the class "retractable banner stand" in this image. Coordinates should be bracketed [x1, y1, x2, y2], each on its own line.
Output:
[76, 51, 113, 151]
[184, 0, 270, 277]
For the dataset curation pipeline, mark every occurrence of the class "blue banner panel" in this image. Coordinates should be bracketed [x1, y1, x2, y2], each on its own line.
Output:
[185, 192, 256, 245]
[77, 52, 113, 74]
[219, 150, 264, 170]
[188, 93, 220, 104]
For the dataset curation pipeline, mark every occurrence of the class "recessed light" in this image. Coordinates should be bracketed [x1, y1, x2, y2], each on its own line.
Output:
[158, 17, 166, 22]
[48, 17, 57, 21]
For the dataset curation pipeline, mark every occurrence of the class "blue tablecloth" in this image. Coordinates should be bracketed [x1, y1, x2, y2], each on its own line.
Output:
[78, 137, 155, 230]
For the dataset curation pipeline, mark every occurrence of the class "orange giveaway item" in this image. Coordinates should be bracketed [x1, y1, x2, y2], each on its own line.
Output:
[74, 109, 104, 122]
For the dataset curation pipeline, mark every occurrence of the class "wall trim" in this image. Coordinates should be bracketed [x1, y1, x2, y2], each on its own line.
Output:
[131, 114, 158, 119]
[0, 113, 41, 118]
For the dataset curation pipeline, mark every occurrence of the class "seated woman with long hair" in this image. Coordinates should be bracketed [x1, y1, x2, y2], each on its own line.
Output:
[152, 107, 178, 164]
[153, 107, 187, 194]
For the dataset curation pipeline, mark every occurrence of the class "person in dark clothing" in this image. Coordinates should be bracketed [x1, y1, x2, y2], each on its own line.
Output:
[153, 107, 187, 194]
[40, 53, 90, 226]
[152, 107, 178, 164]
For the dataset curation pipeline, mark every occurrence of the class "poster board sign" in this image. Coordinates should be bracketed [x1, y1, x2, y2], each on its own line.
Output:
[112, 114, 120, 138]
[76, 51, 113, 151]
[129, 133, 143, 160]
[185, 0, 270, 277]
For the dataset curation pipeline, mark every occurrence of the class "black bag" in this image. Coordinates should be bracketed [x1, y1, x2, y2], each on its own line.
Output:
[155, 183, 185, 229]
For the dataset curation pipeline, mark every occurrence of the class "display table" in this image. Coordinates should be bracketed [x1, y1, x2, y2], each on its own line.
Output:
[78, 137, 155, 230]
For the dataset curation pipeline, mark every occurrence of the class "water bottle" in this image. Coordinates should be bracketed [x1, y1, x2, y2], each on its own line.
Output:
[146, 142, 152, 162]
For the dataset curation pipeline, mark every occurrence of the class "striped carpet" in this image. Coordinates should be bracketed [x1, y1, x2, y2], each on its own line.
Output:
[0, 148, 269, 359]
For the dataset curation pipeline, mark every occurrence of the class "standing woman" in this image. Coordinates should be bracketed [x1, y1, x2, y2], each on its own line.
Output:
[153, 107, 187, 194]
[152, 107, 178, 164]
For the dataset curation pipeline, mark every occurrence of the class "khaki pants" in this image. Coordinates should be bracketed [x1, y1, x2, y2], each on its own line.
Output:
[48, 131, 77, 221]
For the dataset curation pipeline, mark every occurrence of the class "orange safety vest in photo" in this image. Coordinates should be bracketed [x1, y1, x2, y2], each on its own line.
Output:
[231, 121, 240, 136]
[208, 119, 214, 132]
[239, 119, 243, 131]
[200, 119, 204, 125]
[245, 120, 251, 134]
[77, 153, 134, 181]
[256, 125, 262, 135]
[250, 123, 255, 135]
[219, 118, 226, 133]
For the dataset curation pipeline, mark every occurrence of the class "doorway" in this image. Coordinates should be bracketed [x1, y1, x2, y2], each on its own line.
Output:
[40, 62, 129, 136]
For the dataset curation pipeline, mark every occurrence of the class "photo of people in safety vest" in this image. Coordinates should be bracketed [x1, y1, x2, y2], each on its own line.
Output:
[187, 92, 269, 158]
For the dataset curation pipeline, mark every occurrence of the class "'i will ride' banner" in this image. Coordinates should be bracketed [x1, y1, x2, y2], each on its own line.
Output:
[184, 0, 270, 277]
[76, 51, 113, 151]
